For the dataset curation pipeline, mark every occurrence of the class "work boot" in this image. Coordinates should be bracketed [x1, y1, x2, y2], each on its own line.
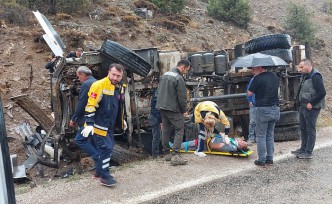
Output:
[170, 154, 188, 166]
[297, 152, 313, 159]
[100, 176, 117, 187]
[254, 160, 266, 167]
[265, 160, 274, 166]
[291, 148, 305, 156]
[92, 171, 100, 179]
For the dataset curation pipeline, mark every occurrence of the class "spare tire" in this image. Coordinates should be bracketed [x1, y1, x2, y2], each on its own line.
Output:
[260, 49, 293, 63]
[276, 111, 299, 127]
[245, 34, 291, 54]
[100, 40, 151, 77]
[274, 125, 300, 142]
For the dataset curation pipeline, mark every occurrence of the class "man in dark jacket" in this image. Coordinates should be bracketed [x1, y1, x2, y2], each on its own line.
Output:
[248, 66, 280, 167]
[69, 66, 98, 165]
[292, 59, 326, 159]
[156, 59, 191, 166]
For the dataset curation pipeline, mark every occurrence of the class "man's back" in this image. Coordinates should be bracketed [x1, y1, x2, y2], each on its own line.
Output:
[72, 76, 96, 126]
[156, 68, 186, 113]
[249, 72, 279, 107]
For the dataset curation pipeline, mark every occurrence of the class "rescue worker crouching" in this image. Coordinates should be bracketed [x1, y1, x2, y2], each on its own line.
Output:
[194, 101, 231, 157]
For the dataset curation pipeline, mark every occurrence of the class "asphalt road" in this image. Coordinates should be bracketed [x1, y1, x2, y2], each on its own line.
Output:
[15, 127, 332, 204]
[148, 146, 332, 204]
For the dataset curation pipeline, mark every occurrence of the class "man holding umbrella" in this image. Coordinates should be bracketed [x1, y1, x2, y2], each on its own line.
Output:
[247, 66, 280, 167]
[232, 53, 287, 167]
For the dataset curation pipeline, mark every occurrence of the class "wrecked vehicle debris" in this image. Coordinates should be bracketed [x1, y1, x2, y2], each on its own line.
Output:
[10, 11, 305, 171]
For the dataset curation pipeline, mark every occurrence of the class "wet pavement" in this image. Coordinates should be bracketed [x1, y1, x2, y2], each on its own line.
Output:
[15, 126, 332, 204]
[149, 145, 332, 204]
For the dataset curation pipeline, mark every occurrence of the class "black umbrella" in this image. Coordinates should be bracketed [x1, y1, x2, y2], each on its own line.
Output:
[231, 53, 288, 68]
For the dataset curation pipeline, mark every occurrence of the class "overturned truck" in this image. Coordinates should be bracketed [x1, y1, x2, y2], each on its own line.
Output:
[11, 11, 304, 168]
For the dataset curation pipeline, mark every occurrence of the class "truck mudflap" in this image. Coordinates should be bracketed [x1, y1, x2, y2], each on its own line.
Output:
[10, 94, 54, 132]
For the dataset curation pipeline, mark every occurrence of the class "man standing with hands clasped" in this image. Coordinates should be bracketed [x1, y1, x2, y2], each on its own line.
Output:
[156, 59, 191, 166]
[248, 66, 280, 167]
[292, 59, 326, 159]
[81, 63, 127, 187]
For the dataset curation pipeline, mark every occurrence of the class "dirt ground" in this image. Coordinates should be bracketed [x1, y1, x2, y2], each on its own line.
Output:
[1, 0, 332, 187]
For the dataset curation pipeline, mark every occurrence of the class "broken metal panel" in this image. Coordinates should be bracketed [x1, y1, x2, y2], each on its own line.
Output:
[80, 51, 102, 65]
[158, 51, 181, 75]
[10, 95, 54, 132]
[13, 165, 26, 179]
[10, 155, 27, 179]
[22, 155, 38, 170]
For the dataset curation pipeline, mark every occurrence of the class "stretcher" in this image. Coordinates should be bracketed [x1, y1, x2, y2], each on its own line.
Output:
[176, 138, 254, 157]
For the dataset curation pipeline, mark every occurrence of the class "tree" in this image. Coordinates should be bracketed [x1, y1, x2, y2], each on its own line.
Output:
[206, 0, 251, 28]
[149, 0, 187, 15]
[284, 3, 316, 45]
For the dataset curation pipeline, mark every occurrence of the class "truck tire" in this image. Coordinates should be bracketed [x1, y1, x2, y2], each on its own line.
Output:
[276, 111, 299, 127]
[244, 34, 291, 54]
[260, 49, 293, 63]
[274, 125, 300, 142]
[100, 40, 151, 77]
[111, 144, 144, 164]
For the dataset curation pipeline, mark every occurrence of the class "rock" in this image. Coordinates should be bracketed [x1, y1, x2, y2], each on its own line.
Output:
[7, 110, 13, 118]
[13, 76, 20, 81]
[4, 62, 14, 66]
[30, 181, 37, 188]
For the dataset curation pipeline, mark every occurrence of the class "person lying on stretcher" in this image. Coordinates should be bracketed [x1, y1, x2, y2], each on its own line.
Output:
[178, 133, 249, 156]
[194, 101, 247, 157]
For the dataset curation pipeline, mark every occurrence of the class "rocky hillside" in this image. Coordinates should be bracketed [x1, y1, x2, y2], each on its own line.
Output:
[1, 0, 332, 166]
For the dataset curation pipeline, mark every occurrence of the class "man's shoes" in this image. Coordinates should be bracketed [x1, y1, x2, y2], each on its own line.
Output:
[254, 160, 266, 167]
[247, 139, 256, 146]
[297, 152, 313, 159]
[291, 149, 305, 156]
[265, 160, 273, 165]
[170, 154, 188, 166]
[100, 177, 117, 187]
[92, 171, 100, 179]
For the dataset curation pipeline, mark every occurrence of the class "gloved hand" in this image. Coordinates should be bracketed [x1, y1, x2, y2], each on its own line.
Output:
[224, 135, 230, 144]
[123, 120, 128, 131]
[81, 126, 94, 137]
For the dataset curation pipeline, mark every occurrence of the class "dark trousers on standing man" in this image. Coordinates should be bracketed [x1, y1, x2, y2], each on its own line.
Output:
[160, 109, 184, 154]
[299, 106, 320, 154]
[92, 132, 115, 179]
